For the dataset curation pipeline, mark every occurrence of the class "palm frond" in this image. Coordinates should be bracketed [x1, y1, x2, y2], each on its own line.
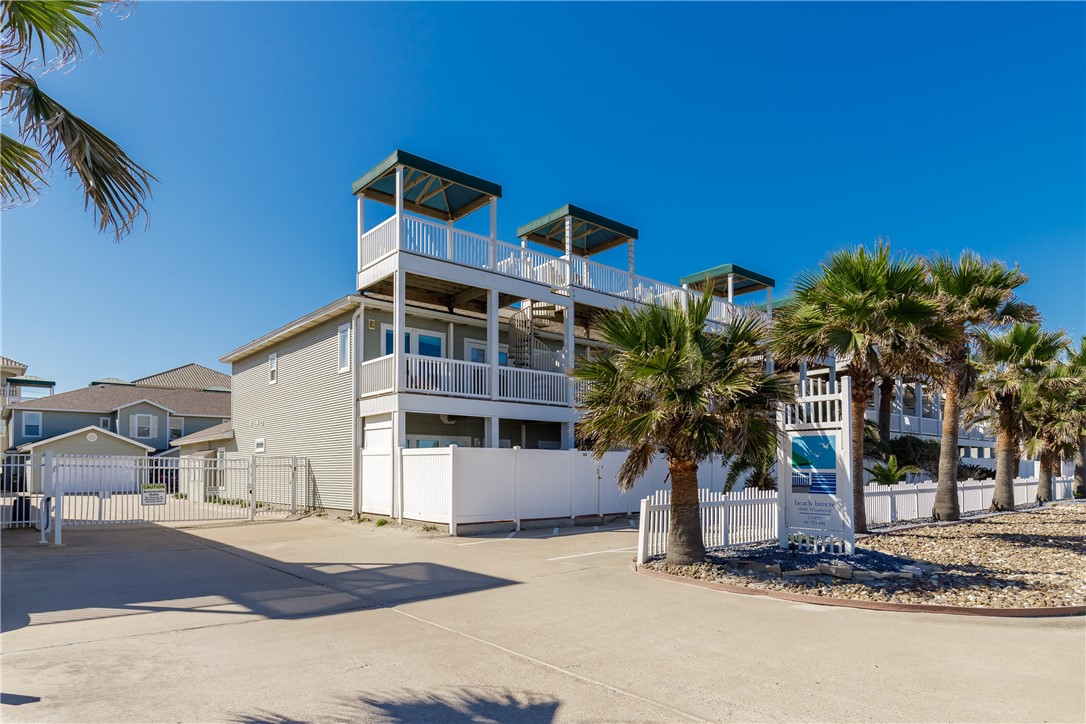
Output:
[3, 61, 156, 238]
[1, 0, 102, 68]
[0, 131, 47, 205]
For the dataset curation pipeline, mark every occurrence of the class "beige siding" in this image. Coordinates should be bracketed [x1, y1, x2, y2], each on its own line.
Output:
[231, 313, 355, 511]
[35, 432, 148, 457]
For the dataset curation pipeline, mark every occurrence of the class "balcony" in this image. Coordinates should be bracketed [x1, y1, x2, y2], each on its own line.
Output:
[360, 353, 569, 406]
[359, 214, 767, 326]
[3, 384, 53, 407]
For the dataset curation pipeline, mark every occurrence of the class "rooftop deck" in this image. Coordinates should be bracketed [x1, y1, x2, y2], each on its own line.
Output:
[358, 213, 768, 325]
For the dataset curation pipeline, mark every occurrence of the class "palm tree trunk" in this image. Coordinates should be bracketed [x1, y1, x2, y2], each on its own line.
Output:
[990, 403, 1017, 511]
[850, 391, 870, 534]
[665, 458, 705, 565]
[1036, 448, 1053, 503]
[933, 376, 962, 521]
[1075, 435, 1086, 499]
[877, 378, 894, 445]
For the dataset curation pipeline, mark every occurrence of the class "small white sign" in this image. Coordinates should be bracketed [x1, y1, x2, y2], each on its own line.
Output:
[141, 480, 167, 506]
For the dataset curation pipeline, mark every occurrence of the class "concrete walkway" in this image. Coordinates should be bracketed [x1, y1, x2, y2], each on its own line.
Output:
[2, 518, 1083, 723]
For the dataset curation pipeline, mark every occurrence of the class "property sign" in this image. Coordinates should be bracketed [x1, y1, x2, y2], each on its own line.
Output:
[141, 480, 167, 506]
[777, 377, 855, 553]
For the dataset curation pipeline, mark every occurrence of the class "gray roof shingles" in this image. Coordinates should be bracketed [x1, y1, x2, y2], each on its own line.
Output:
[9, 384, 230, 418]
[132, 363, 231, 390]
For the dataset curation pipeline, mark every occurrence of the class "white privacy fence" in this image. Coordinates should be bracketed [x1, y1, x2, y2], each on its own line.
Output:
[362, 447, 756, 532]
[636, 476, 1078, 563]
[2, 453, 313, 545]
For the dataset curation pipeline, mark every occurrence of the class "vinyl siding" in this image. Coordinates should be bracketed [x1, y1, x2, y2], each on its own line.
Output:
[231, 313, 355, 511]
[173, 415, 228, 440]
[32, 432, 149, 457]
[117, 402, 169, 452]
[11, 410, 102, 449]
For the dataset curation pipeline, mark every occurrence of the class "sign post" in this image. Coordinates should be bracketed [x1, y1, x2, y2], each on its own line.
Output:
[777, 375, 855, 553]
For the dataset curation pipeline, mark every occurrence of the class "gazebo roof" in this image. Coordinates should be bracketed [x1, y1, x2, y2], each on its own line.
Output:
[516, 204, 637, 257]
[7, 375, 55, 388]
[679, 263, 775, 297]
[351, 150, 502, 222]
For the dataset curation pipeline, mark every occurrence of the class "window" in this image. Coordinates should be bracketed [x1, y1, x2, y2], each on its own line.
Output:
[406, 435, 471, 449]
[464, 338, 509, 366]
[134, 414, 153, 439]
[338, 323, 351, 373]
[170, 417, 184, 440]
[100, 417, 111, 430]
[255, 438, 266, 454]
[22, 411, 42, 438]
[268, 353, 277, 384]
[381, 325, 446, 358]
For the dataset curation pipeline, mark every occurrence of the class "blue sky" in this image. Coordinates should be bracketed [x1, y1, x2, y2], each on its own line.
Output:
[3, 2, 1083, 392]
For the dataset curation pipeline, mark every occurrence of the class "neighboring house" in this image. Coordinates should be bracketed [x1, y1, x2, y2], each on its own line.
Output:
[6, 383, 230, 455]
[169, 421, 236, 457]
[1, 356, 56, 444]
[131, 363, 231, 390]
[219, 150, 777, 514]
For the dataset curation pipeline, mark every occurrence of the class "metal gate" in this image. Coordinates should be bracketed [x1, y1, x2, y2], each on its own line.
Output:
[1, 453, 313, 544]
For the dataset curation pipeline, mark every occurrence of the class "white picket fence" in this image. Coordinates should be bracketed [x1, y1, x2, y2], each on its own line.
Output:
[636, 476, 1077, 564]
[636, 488, 778, 564]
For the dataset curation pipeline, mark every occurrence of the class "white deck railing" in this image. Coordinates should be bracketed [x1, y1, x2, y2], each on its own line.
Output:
[498, 366, 567, 405]
[360, 355, 395, 397]
[404, 355, 490, 398]
[359, 213, 769, 322]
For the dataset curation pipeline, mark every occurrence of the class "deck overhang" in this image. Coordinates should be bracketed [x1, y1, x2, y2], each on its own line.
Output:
[352, 150, 502, 222]
[516, 204, 637, 257]
[679, 263, 775, 297]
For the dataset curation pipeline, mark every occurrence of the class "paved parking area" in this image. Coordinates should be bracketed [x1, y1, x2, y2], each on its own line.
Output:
[2, 518, 1084, 723]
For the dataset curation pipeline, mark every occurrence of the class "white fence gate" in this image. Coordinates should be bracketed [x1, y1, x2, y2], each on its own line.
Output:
[1, 453, 313, 545]
[636, 476, 1077, 564]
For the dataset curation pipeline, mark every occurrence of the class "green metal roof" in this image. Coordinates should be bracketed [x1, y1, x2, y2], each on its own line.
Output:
[516, 204, 638, 257]
[90, 377, 132, 386]
[6, 375, 54, 387]
[351, 150, 502, 222]
[679, 263, 776, 297]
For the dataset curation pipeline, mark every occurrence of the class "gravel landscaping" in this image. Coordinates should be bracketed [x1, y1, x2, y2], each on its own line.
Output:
[645, 502, 1086, 609]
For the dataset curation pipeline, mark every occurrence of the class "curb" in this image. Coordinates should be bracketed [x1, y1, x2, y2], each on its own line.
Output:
[633, 563, 1086, 618]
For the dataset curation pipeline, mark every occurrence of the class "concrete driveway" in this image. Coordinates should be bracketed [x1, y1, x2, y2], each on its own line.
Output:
[2, 518, 1083, 723]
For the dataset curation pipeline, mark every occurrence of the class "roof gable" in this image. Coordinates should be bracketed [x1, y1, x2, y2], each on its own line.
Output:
[17, 425, 155, 453]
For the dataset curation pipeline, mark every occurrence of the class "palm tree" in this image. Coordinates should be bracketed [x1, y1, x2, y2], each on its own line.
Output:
[2, 0, 155, 238]
[966, 323, 1068, 511]
[864, 455, 920, 486]
[1067, 338, 1086, 499]
[927, 252, 1037, 520]
[574, 295, 790, 565]
[771, 242, 953, 533]
[1021, 360, 1081, 502]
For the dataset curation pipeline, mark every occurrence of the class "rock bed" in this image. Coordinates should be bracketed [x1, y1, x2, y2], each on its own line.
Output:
[645, 503, 1086, 609]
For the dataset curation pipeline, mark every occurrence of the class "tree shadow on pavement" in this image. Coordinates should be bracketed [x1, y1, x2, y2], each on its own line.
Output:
[1, 525, 517, 634]
[234, 687, 560, 723]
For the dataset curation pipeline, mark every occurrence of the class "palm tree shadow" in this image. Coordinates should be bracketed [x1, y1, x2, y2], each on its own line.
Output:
[235, 687, 559, 723]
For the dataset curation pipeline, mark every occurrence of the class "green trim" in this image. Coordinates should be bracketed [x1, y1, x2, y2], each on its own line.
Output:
[679, 263, 776, 293]
[516, 204, 638, 256]
[351, 150, 502, 221]
[6, 376, 54, 387]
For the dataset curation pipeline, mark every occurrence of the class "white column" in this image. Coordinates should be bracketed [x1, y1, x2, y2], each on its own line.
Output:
[766, 287, 773, 315]
[914, 382, 923, 419]
[563, 421, 575, 450]
[564, 216, 573, 288]
[487, 288, 499, 401]
[563, 301, 575, 410]
[393, 269, 406, 393]
[727, 273, 735, 303]
[827, 356, 837, 393]
[486, 416, 499, 448]
[488, 196, 498, 270]
[394, 165, 405, 249]
[446, 220, 454, 261]
[356, 194, 365, 278]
